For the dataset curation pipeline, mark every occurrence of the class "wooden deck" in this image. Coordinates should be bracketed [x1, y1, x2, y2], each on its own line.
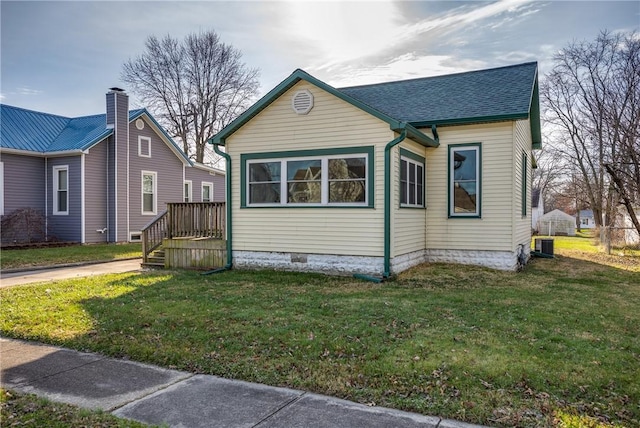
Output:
[141, 202, 226, 269]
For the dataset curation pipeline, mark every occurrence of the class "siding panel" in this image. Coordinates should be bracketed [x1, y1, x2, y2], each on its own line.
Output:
[424, 122, 515, 251]
[184, 167, 225, 202]
[227, 81, 392, 257]
[128, 118, 184, 235]
[2, 154, 45, 214]
[84, 140, 108, 243]
[47, 156, 82, 242]
[513, 119, 533, 248]
[393, 141, 427, 256]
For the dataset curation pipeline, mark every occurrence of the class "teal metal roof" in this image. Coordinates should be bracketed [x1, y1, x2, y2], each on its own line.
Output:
[210, 62, 541, 149]
[1, 105, 146, 153]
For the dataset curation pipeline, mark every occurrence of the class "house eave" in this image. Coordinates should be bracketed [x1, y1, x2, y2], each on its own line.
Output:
[391, 123, 439, 148]
[192, 162, 225, 175]
[0, 147, 84, 157]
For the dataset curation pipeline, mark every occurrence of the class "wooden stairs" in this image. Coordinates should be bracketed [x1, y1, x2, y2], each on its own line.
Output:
[142, 247, 165, 268]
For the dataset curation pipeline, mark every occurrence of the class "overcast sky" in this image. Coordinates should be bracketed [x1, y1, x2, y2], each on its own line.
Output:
[1, 1, 638, 117]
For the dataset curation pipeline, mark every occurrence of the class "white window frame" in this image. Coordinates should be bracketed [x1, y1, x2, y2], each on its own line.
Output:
[138, 136, 151, 158]
[184, 180, 192, 202]
[53, 165, 69, 215]
[141, 170, 157, 215]
[400, 154, 425, 208]
[246, 153, 369, 207]
[202, 182, 213, 202]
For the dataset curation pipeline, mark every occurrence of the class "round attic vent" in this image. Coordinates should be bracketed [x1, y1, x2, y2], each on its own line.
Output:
[135, 119, 145, 130]
[291, 89, 313, 115]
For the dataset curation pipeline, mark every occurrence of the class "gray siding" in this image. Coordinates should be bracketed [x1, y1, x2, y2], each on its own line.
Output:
[106, 90, 129, 242]
[84, 139, 108, 243]
[47, 156, 82, 242]
[2, 153, 45, 214]
[184, 167, 225, 202]
[128, 118, 184, 234]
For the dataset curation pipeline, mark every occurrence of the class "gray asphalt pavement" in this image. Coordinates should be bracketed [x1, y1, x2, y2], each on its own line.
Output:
[0, 258, 142, 288]
[1, 338, 485, 428]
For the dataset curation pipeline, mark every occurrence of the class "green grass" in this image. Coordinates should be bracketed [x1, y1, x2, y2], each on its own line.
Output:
[1, 235, 638, 427]
[0, 389, 152, 427]
[0, 243, 142, 270]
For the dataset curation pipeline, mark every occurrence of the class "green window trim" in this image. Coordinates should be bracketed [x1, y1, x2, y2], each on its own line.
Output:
[241, 146, 375, 208]
[448, 143, 481, 218]
[399, 148, 425, 209]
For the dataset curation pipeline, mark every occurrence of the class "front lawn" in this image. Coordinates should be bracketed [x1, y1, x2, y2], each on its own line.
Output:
[1, 239, 638, 427]
[0, 389, 152, 427]
[0, 243, 142, 270]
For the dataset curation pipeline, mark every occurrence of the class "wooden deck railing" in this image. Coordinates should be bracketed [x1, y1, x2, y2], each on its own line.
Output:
[141, 202, 226, 263]
[141, 210, 168, 264]
[167, 202, 225, 239]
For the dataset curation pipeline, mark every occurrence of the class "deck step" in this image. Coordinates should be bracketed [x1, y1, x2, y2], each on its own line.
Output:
[141, 262, 165, 269]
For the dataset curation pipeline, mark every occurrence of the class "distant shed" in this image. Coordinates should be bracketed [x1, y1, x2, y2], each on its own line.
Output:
[537, 209, 576, 236]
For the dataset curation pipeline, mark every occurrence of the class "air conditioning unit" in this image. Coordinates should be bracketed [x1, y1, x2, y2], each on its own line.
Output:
[534, 238, 554, 255]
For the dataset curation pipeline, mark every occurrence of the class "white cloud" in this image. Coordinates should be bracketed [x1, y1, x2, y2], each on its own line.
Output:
[267, 0, 541, 83]
[398, 0, 537, 44]
[277, 0, 404, 69]
[326, 54, 486, 88]
[17, 87, 43, 96]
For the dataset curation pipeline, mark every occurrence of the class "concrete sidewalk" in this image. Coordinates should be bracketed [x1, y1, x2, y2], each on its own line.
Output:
[0, 258, 142, 288]
[0, 338, 485, 428]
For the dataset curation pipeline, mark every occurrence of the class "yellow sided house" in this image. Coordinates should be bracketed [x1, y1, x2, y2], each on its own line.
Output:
[209, 62, 541, 277]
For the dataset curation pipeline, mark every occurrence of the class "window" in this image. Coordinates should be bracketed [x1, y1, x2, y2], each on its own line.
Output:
[521, 151, 527, 217]
[53, 165, 69, 215]
[449, 144, 481, 217]
[138, 136, 151, 157]
[202, 182, 213, 202]
[243, 148, 372, 207]
[141, 171, 157, 215]
[400, 149, 425, 208]
[184, 180, 192, 202]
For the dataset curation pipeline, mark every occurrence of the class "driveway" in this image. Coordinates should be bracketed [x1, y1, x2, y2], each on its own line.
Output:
[0, 259, 142, 288]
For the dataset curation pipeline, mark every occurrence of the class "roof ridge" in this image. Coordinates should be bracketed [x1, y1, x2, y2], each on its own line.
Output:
[338, 61, 538, 90]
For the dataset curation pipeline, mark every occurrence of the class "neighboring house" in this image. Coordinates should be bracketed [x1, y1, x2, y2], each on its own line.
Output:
[578, 209, 596, 229]
[532, 187, 544, 233]
[210, 62, 541, 275]
[618, 206, 640, 245]
[537, 209, 576, 236]
[0, 89, 225, 244]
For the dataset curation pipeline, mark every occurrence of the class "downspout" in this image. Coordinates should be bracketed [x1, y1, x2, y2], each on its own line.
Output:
[383, 129, 407, 278]
[202, 140, 232, 274]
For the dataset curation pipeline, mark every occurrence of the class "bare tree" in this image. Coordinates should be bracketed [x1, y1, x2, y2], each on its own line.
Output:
[122, 31, 260, 164]
[541, 30, 640, 238]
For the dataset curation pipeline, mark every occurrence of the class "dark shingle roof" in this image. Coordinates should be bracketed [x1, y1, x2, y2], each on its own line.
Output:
[211, 62, 541, 148]
[339, 62, 538, 126]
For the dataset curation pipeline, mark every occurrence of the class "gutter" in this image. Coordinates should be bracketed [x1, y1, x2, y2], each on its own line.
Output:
[202, 138, 232, 274]
[383, 129, 407, 278]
